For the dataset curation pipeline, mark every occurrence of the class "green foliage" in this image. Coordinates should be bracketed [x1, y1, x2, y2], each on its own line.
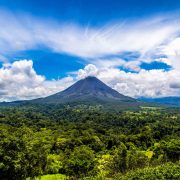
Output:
[0, 105, 179, 179]
[112, 143, 128, 173]
[145, 150, 153, 159]
[116, 161, 180, 180]
[64, 145, 95, 177]
[111, 143, 149, 174]
[0, 126, 54, 179]
[46, 154, 63, 174]
[26, 174, 67, 180]
[96, 154, 113, 178]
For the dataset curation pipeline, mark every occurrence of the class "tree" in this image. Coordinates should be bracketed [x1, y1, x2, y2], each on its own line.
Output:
[111, 143, 128, 173]
[64, 145, 95, 178]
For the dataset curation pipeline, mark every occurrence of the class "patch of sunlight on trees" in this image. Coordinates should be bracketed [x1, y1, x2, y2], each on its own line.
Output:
[26, 174, 67, 180]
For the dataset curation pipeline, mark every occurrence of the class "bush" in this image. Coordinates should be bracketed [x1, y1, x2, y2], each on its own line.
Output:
[116, 161, 180, 180]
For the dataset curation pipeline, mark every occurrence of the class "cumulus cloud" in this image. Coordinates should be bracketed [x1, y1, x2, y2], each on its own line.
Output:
[0, 60, 74, 101]
[77, 64, 98, 79]
[170, 82, 180, 89]
[77, 64, 180, 98]
[0, 60, 180, 101]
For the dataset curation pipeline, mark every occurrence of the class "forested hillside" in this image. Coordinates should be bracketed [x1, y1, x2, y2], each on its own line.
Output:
[0, 105, 179, 179]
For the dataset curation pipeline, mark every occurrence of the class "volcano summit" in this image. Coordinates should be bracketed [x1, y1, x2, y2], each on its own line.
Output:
[30, 76, 142, 110]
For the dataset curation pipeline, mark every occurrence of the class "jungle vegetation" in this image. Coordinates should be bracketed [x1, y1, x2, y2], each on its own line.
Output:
[0, 104, 179, 179]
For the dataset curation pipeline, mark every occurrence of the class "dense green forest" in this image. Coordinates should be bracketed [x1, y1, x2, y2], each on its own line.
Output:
[0, 104, 180, 179]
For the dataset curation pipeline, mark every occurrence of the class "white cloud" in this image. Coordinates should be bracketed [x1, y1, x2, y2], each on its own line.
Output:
[155, 57, 172, 66]
[77, 64, 98, 79]
[0, 60, 74, 101]
[0, 10, 180, 100]
[94, 58, 141, 71]
[0, 60, 179, 102]
[0, 9, 180, 70]
[78, 64, 180, 98]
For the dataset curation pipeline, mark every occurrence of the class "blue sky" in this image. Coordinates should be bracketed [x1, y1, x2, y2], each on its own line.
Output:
[0, 0, 179, 78]
[1, 0, 180, 23]
[0, 0, 180, 100]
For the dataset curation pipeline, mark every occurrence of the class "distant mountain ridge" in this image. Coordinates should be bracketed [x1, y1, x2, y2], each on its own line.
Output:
[138, 97, 180, 106]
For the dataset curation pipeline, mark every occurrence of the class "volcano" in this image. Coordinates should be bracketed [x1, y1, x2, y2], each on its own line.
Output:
[31, 76, 142, 109]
